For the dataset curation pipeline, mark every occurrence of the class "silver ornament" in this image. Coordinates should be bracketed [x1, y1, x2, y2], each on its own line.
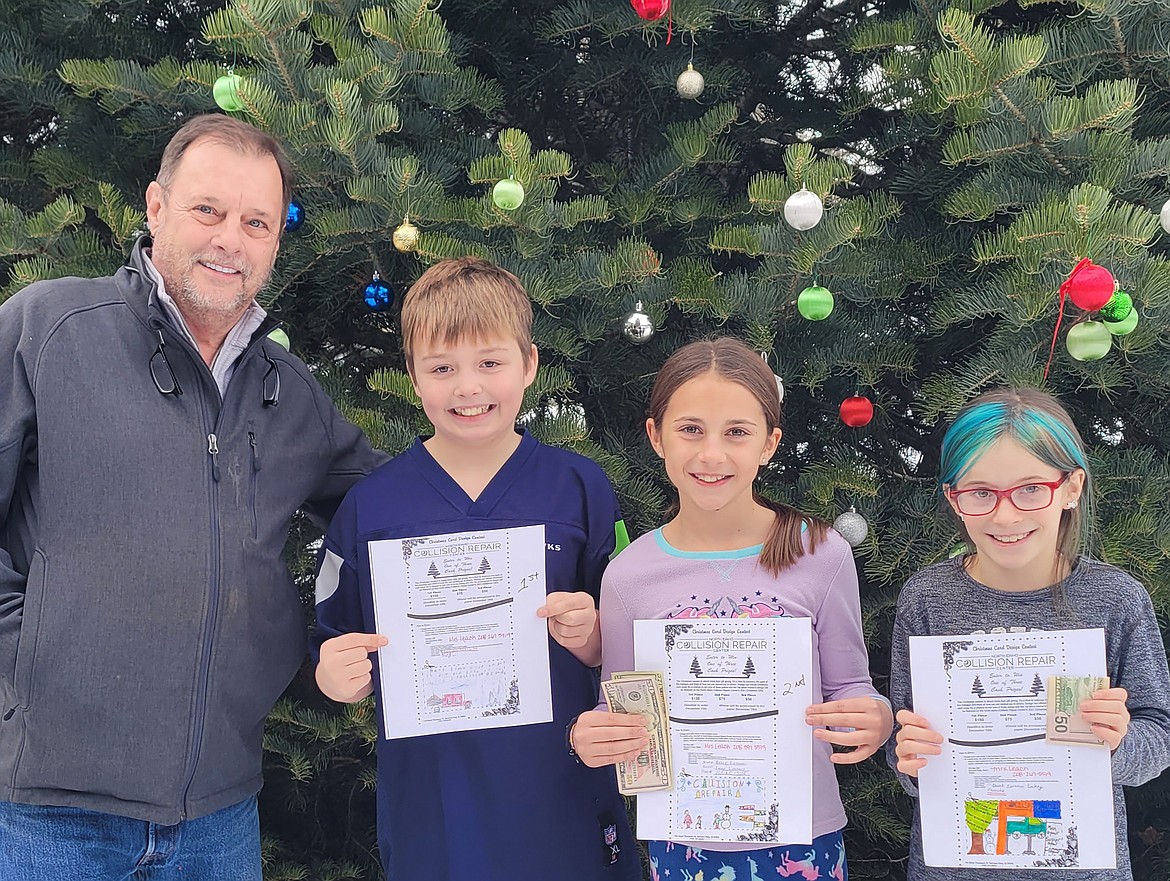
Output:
[676, 63, 705, 100]
[758, 351, 784, 402]
[832, 507, 869, 548]
[783, 187, 824, 231]
[623, 301, 655, 344]
[1160, 198, 1170, 235]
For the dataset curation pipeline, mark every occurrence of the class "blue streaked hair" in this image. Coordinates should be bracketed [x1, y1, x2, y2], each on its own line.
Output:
[940, 387, 1094, 563]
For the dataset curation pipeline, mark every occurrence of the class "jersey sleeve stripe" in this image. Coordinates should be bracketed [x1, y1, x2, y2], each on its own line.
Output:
[612, 519, 631, 558]
[314, 548, 345, 606]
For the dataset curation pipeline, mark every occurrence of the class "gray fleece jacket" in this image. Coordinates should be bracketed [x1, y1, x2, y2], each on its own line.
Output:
[888, 555, 1170, 880]
[0, 239, 385, 823]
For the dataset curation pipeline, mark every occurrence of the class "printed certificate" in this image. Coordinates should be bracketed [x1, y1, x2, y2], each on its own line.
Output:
[909, 629, 1116, 869]
[633, 618, 814, 845]
[369, 525, 552, 738]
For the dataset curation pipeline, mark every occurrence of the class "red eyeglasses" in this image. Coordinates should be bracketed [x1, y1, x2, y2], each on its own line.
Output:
[947, 473, 1070, 517]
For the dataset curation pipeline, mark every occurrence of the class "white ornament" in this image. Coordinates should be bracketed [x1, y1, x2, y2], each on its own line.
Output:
[758, 351, 784, 402]
[832, 507, 869, 548]
[1160, 198, 1170, 235]
[676, 63, 705, 100]
[623, 301, 655, 344]
[783, 187, 824, 231]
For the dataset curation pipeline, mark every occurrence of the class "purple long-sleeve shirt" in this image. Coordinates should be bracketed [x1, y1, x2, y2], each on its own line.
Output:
[598, 526, 884, 848]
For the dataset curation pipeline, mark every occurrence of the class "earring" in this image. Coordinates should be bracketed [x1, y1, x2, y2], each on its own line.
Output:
[1064, 500, 1078, 510]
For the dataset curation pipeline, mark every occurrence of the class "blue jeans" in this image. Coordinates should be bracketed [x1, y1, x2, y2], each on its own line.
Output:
[0, 796, 262, 880]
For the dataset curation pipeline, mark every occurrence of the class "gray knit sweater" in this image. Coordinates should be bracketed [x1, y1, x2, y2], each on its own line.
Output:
[887, 556, 1170, 880]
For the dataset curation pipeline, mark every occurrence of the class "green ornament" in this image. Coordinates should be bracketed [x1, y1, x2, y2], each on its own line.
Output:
[267, 328, 290, 351]
[492, 178, 525, 211]
[1099, 290, 1133, 322]
[1065, 321, 1112, 361]
[213, 74, 244, 112]
[1104, 306, 1139, 336]
[796, 285, 834, 320]
[948, 544, 967, 558]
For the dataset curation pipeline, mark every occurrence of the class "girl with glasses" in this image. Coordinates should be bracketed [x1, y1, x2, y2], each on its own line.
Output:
[889, 387, 1170, 880]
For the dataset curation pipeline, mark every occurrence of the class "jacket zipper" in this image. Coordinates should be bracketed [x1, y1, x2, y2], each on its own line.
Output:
[152, 320, 278, 820]
[165, 332, 223, 822]
[207, 433, 220, 480]
[248, 431, 260, 539]
[180, 419, 221, 819]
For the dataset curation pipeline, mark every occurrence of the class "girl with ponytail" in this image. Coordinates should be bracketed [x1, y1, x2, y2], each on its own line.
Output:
[571, 337, 891, 879]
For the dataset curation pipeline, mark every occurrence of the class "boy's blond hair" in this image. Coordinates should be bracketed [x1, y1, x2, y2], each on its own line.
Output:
[400, 257, 534, 375]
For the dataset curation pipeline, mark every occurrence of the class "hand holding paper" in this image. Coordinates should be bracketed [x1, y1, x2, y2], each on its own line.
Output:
[806, 696, 893, 764]
[539, 591, 598, 651]
[892, 708, 943, 777]
[316, 632, 389, 703]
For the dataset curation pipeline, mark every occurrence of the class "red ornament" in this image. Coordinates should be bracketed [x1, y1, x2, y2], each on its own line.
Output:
[1060, 258, 1115, 312]
[1044, 257, 1117, 379]
[839, 396, 874, 428]
[631, 0, 669, 20]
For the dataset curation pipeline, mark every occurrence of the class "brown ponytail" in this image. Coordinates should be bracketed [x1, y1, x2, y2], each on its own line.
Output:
[755, 494, 828, 575]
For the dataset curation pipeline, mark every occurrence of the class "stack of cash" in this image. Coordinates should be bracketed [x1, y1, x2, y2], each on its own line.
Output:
[1046, 675, 1109, 746]
[602, 672, 673, 794]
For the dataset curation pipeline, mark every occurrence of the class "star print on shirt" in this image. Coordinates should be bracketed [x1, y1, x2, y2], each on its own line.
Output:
[670, 595, 787, 620]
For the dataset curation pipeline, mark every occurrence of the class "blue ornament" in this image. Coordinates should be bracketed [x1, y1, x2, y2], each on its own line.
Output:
[284, 199, 305, 233]
[364, 274, 393, 310]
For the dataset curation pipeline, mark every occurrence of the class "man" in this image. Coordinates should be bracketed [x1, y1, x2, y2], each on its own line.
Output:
[0, 114, 385, 879]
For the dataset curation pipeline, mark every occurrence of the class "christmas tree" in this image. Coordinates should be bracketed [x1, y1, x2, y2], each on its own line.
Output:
[3, 0, 1169, 878]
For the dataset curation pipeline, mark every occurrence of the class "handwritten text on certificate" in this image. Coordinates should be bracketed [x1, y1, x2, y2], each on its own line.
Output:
[369, 525, 552, 738]
[633, 618, 814, 845]
[909, 629, 1115, 870]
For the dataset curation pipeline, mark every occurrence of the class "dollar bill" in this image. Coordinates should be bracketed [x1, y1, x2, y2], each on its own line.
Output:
[1046, 675, 1110, 746]
[611, 670, 665, 691]
[602, 672, 673, 794]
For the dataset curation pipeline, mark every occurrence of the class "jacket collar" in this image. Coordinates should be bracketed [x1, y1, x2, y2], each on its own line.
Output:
[116, 235, 279, 343]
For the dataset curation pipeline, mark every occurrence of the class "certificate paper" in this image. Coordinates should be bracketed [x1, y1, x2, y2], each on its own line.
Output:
[633, 618, 813, 845]
[369, 525, 552, 738]
[909, 629, 1115, 869]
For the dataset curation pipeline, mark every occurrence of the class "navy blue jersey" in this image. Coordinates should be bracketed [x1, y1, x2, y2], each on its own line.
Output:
[314, 431, 639, 881]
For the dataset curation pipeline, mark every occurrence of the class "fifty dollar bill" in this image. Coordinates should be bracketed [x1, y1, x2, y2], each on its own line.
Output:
[1046, 675, 1110, 746]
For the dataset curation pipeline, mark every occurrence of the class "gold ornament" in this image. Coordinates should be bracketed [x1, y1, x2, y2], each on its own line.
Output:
[392, 216, 419, 253]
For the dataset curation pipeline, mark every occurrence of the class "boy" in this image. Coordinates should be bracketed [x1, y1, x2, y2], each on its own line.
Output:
[313, 257, 641, 881]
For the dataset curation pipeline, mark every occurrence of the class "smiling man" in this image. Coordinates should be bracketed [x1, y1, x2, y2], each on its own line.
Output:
[0, 115, 385, 879]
